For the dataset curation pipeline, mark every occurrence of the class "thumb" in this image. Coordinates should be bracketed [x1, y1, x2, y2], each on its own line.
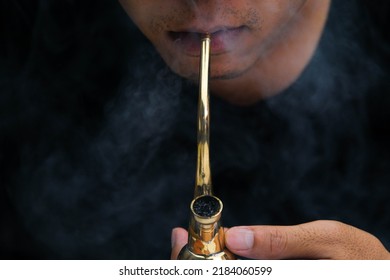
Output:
[225, 220, 390, 259]
[225, 224, 306, 260]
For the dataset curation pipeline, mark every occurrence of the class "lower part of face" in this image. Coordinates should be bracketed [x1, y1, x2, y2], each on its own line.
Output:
[119, 0, 307, 82]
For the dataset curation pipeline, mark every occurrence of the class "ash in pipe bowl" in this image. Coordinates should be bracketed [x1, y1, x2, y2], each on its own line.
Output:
[193, 195, 221, 217]
[191, 195, 223, 225]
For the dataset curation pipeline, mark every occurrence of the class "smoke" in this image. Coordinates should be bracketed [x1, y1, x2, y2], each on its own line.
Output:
[1, 0, 390, 259]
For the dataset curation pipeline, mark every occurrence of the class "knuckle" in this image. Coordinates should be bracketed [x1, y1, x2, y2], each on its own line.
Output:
[312, 220, 355, 259]
[295, 221, 346, 259]
[312, 220, 346, 244]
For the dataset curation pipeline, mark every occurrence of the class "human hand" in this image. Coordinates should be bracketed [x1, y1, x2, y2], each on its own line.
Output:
[171, 220, 390, 259]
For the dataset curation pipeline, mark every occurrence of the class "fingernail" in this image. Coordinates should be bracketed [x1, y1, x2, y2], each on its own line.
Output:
[171, 228, 178, 249]
[226, 228, 254, 250]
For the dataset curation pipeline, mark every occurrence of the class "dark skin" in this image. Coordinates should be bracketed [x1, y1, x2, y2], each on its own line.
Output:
[119, 0, 390, 259]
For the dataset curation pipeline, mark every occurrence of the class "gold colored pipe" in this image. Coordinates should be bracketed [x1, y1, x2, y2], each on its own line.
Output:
[177, 34, 235, 260]
[195, 33, 212, 198]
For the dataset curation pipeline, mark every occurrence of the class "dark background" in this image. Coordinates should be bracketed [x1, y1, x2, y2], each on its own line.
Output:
[1, 0, 390, 259]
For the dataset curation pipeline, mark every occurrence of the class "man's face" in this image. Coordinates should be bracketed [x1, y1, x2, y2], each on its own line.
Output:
[119, 0, 308, 100]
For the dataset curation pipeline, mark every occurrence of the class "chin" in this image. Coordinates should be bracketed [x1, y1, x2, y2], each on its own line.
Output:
[210, 56, 253, 80]
[165, 57, 200, 81]
[209, 72, 272, 106]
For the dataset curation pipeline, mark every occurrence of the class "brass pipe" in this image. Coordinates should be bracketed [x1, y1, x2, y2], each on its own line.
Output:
[177, 34, 235, 260]
[195, 33, 212, 198]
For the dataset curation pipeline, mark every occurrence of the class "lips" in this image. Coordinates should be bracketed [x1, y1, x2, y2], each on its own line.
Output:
[168, 26, 247, 56]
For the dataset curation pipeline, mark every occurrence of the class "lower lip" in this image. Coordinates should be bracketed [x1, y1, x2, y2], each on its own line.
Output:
[169, 27, 246, 56]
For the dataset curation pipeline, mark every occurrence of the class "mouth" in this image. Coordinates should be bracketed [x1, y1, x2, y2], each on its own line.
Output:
[168, 26, 247, 56]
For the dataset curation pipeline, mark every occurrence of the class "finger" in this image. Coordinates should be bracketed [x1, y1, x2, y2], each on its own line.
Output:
[225, 221, 331, 259]
[225, 220, 390, 260]
[170, 227, 188, 259]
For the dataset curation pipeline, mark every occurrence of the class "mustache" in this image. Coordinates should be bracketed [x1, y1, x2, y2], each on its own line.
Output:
[149, 6, 262, 34]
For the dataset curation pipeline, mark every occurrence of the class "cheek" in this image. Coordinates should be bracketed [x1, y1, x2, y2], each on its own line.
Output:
[249, 1, 305, 52]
